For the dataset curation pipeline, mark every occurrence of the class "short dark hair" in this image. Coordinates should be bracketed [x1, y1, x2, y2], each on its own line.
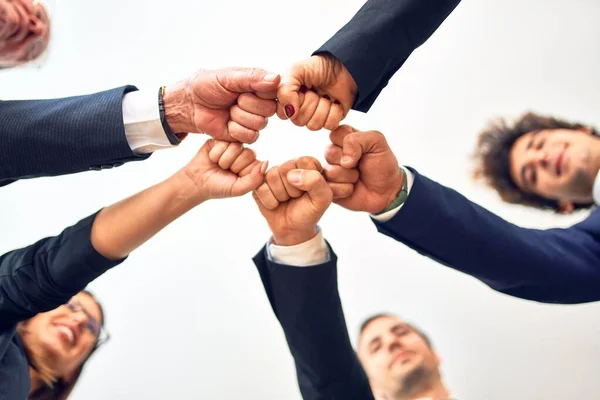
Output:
[472, 111, 597, 212]
[359, 313, 433, 349]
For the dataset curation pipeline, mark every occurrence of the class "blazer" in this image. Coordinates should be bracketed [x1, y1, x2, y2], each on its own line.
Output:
[0, 86, 149, 187]
[0, 213, 124, 399]
[315, 0, 461, 112]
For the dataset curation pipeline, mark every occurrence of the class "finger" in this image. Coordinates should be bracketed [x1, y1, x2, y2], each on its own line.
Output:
[231, 161, 269, 197]
[277, 160, 304, 199]
[239, 159, 262, 177]
[256, 91, 278, 100]
[254, 181, 280, 210]
[295, 156, 323, 173]
[328, 182, 355, 199]
[218, 142, 244, 170]
[278, 65, 305, 120]
[238, 93, 277, 116]
[286, 169, 333, 210]
[218, 68, 281, 93]
[323, 165, 359, 184]
[329, 124, 359, 147]
[265, 166, 291, 202]
[306, 96, 332, 132]
[293, 89, 320, 127]
[324, 144, 343, 165]
[230, 105, 268, 131]
[341, 130, 389, 168]
[208, 140, 230, 163]
[227, 121, 259, 144]
[324, 102, 345, 131]
[230, 148, 258, 174]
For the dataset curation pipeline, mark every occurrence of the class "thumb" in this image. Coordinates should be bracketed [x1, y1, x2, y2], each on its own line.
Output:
[277, 65, 306, 120]
[219, 68, 281, 94]
[231, 161, 268, 197]
[286, 169, 333, 210]
[341, 131, 388, 169]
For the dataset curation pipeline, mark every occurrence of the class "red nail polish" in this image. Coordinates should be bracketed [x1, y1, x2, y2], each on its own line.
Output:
[299, 85, 308, 94]
[334, 100, 341, 105]
[310, 87, 318, 93]
[285, 104, 295, 118]
[323, 95, 331, 100]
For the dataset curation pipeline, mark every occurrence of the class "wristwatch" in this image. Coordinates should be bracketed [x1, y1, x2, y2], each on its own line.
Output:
[373, 167, 408, 215]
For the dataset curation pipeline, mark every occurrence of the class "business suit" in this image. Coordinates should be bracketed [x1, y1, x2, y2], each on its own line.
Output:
[373, 169, 600, 304]
[0, 213, 124, 399]
[253, 245, 375, 400]
[0, 86, 149, 186]
[315, 0, 462, 112]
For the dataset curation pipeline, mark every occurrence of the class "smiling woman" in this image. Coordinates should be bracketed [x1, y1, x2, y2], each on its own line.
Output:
[16, 291, 107, 400]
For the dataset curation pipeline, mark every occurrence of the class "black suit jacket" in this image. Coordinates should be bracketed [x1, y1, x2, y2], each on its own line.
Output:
[253, 245, 375, 400]
[0, 85, 149, 186]
[315, 0, 461, 112]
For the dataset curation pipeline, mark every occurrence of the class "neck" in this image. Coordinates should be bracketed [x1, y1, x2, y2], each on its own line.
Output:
[29, 367, 44, 396]
[388, 379, 450, 400]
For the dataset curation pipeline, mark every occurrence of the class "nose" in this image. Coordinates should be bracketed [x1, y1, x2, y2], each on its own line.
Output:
[526, 149, 549, 169]
[70, 310, 89, 326]
[385, 334, 403, 353]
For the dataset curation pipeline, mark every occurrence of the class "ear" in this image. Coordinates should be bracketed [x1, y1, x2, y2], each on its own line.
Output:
[558, 200, 575, 214]
[577, 126, 594, 135]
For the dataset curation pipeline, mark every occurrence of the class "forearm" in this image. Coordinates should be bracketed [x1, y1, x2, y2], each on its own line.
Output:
[91, 171, 200, 260]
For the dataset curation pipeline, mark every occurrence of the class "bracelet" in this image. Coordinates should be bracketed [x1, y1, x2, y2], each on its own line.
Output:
[373, 167, 408, 215]
[158, 86, 188, 145]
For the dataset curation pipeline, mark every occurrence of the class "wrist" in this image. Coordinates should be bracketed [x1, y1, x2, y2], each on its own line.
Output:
[377, 168, 406, 214]
[169, 170, 208, 208]
[163, 81, 194, 134]
[272, 227, 318, 246]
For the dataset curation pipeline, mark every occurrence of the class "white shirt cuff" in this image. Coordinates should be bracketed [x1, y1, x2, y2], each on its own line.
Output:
[266, 227, 331, 267]
[122, 90, 175, 154]
[370, 166, 414, 223]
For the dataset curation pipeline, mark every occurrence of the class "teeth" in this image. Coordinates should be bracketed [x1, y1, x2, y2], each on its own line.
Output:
[57, 325, 75, 345]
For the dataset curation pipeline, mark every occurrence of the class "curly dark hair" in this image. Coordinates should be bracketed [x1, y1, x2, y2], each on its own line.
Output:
[472, 112, 597, 212]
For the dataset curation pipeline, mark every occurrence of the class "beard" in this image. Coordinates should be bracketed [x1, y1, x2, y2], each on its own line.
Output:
[397, 363, 435, 397]
[565, 169, 595, 203]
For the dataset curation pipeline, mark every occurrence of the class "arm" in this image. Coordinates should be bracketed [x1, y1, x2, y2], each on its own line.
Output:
[323, 125, 600, 304]
[0, 67, 280, 185]
[252, 157, 373, 399]
[316, 0, 461, 112]
[0, 140, 266, 327]
[253, 239, 374, 400]
[374, 170, 600, 304]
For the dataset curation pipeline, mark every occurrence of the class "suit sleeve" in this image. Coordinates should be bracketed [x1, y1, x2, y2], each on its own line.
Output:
[315, 0, 461, 112]
[0, 212, 125, 328]
[0, 86, 150, 185]
[373, 169, 600, 304]
[253, 244, 375, 400]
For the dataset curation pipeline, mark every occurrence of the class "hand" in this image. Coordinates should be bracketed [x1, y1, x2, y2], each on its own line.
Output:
[177, 139, 268, 204]
[0, 0, 50, 67]
[253, 157, 352, 246]
[324, 125, 404, 213]
[276, 53, 357, 131]
[163, 68, 280, 144]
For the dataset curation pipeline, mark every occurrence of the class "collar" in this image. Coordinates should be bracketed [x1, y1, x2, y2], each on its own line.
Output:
[593, 170, 600, 205]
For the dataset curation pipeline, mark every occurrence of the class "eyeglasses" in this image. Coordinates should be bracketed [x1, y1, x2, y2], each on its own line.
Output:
[65, 299, 111, 348]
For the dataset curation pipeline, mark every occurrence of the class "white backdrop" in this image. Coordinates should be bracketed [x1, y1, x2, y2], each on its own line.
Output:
[2, 0, 600, 399]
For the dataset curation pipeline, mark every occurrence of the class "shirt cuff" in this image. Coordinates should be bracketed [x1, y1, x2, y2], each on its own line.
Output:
[266, 227, 331, 267]
[122, 90, 176, 154]
[370, 167, 414, 223]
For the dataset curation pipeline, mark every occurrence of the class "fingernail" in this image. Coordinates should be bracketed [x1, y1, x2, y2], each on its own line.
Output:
[284, 104, 295, 118]
[299, 85, 308, 94]
[341, 156, 353, 165]
[263, 73, 278, 82]
[288, 170, 301, 184]
[260, 161, 269, 174]
[323, 95, 331, 100]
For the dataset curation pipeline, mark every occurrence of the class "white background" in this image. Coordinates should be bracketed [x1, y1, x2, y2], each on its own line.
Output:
[2, 0, 600, 398]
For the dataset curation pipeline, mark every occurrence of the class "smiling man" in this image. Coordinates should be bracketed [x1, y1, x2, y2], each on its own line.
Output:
[358, 314, 451, 400]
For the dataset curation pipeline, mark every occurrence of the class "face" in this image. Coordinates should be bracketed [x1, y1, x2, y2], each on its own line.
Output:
[358, 316, 440, 396]
[509, 128, 600, 208]
[23, 292, 102, 379]
[0, 0, 51, 68]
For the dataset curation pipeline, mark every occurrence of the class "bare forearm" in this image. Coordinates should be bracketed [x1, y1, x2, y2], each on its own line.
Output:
[91, 172, 200, 260]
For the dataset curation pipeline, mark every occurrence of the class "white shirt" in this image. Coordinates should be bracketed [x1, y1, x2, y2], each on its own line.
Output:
[592, 170, 600, 205]
[122, 90, 176, 154]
